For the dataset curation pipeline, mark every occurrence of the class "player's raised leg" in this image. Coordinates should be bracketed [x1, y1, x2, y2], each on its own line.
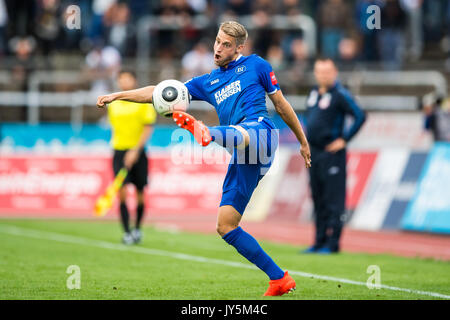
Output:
[209, 124, 250, 150]
[173, 111, 250, 150]
[217, 205, 296, 296]
[173, 111, 212, 146]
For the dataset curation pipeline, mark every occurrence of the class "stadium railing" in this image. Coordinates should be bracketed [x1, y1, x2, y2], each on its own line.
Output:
[136, 14, 317, 85]
[0, 69, 447, 125]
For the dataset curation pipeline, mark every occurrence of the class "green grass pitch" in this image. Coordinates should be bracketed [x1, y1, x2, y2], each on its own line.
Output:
[0, 219, 449, 300]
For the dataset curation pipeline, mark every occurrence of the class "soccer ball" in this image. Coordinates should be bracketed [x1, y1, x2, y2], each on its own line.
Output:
[152, 79, 190, 117]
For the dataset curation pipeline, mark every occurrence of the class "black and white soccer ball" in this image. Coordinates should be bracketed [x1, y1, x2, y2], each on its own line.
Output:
[152, 79, 190, 117]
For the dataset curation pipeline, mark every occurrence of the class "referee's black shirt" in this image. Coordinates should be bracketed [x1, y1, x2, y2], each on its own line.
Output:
[304, 81, 366, 150]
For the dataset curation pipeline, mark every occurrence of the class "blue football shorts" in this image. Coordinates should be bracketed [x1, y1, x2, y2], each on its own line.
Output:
[219, 117, 279, 214]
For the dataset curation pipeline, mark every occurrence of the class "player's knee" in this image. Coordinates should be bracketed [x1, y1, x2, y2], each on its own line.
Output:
[119, 187, 127, 202]
[136, 190, 145, 203]
[231, 125, 250, 149]
[216, 223, 225, 237]
[216, 222, 238, 237]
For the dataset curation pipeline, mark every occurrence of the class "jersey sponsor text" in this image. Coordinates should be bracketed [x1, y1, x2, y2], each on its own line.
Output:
[214, 80, 241, 105]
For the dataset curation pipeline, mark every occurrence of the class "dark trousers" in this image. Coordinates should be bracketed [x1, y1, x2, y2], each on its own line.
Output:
[113, 149, 148, 191]
[309, 146, 346, 252]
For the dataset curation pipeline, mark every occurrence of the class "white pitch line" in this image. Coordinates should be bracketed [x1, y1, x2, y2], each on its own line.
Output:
[0, 224, 449, 300]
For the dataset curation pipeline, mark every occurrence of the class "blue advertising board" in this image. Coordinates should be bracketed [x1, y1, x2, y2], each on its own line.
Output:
[401, 143, 450, 234]
[382, 152, 428, 230]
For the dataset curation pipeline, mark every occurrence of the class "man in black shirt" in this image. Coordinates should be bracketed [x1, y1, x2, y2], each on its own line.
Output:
[303, 58, 366, 254]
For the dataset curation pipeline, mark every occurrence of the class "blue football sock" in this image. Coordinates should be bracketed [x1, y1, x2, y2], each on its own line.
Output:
[222, 226, 284, 280]
[209, 126, 244, 149]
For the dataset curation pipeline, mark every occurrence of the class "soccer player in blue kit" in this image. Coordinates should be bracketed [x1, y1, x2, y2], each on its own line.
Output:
[97, 21, 311, 296]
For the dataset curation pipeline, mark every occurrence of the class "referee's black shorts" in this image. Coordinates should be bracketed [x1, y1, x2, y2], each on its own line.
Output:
[113, 149, 148, 191]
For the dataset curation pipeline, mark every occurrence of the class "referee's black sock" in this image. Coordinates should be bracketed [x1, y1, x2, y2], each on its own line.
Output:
[120, 202, 130, 233]
[136, 202, 145, 229]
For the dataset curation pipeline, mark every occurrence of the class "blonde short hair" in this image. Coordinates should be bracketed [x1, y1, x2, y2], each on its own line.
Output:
[219, 21, 248, 46]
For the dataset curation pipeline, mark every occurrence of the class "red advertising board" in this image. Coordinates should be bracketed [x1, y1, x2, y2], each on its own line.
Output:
[0, 150, 377, 219]
[267, 153, 312, 222]
[0, 156, 110, 217]
[346, 152, 377, 210]
[0, 154, 227, 217]
[146, 153, 227, 216]
[267, 151, 377, 222]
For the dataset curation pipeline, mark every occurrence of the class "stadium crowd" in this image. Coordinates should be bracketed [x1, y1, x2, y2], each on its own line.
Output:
[1, 0, 449, 69]
[0, 0, 449, 127]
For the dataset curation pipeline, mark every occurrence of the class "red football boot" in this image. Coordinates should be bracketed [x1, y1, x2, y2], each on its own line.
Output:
[172, 111, 212, 146]
[263, 271, 296, 296]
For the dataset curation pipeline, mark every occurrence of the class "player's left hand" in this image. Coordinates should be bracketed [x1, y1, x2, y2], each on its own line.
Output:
[300, 143, 311, 168]
[325, 138, 346, 154]
[96, 93, 117, 108]
[124, 148, 140, 169]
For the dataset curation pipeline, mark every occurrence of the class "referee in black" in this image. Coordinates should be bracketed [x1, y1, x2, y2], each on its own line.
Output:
[302, 58, 366, 254]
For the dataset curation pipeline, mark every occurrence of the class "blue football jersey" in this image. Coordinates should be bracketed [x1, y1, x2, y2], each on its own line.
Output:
[184, 54, 280, 126]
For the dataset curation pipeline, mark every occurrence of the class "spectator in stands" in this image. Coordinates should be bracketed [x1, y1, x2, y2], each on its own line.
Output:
[155, 0, 196, 55]
[84, 42, 121, 97]
[400, 0, 424, 61]
[157, 48, 177, 82]
[224, 0, 251, 16]
[422, 0, 447, 44]
[266, 44, 285, 70]
[338, 36, 359, 65]
[186, 0, 209, 15]
[251, 0, 276, 15]
[4, 0, 36, 40]
[34, 0, 62, 60]
[103, 1, 134, 56]
[447, 1, 450, 71]
[60, 1, 83, 51]
[280, 29, 304, 63]
[355, 0, 382, 62]
[285, 38, 308, 85]
[128, 0, 152, 20]
[377, 0, 407, 69]
[423, 93, 450, 142]
[89, 0, 116, 42]
[0, 0, 7, 55]
[317, 0, 353, 59]
[251, 8, 275, 57]
[278, 0, 302, 16]
[181, 40, 215, 80]
[9, 36, 36, 91]
[157, 0, 195, 18]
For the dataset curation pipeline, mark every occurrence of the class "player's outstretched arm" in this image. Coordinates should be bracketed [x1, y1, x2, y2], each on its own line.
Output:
[96, 85, 156, 108]
[269, 90, 311, 168]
